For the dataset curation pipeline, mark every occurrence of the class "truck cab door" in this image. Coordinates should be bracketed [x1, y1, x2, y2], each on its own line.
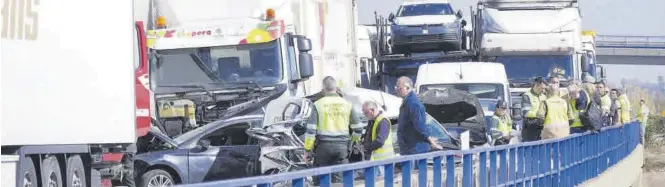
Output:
[135, 21, 151, 137]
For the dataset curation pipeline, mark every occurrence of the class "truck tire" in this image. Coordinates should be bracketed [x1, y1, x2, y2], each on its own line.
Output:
[42, 156, 63, 187]
[66, 155, 86, 187]
[20, 156, 38, 187]
[140, 169, 174, 187]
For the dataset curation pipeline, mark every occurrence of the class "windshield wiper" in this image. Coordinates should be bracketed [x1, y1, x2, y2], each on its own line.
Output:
[158, 84, 212, 96]
[216, 81, 265, 92]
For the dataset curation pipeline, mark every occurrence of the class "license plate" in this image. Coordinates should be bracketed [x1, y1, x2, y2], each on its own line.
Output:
[422, 29, 428, 34]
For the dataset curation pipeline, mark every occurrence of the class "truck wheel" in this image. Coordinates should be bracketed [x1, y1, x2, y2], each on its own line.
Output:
[140, 169, 174, 187]
[20, 156, 37, 187]
[41, 156, 63, 187]
[66, 155, 86, 187]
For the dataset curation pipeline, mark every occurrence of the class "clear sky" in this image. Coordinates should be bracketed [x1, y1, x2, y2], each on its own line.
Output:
[357, 0, 665, 84]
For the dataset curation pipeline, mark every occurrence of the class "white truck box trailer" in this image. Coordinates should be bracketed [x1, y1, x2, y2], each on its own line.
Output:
[1, 0, 136, 186]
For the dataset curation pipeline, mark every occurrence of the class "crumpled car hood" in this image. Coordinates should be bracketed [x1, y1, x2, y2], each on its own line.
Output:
[419, 89, 486, 132]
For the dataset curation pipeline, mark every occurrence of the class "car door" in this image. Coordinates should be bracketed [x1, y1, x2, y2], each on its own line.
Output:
[187, 119, 262, 183]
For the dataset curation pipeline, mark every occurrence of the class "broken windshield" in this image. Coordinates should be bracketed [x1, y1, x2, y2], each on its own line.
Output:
[151, 40, 283, 92]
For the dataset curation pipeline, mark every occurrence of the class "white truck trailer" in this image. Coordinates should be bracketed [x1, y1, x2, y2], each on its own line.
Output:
[1, 0, 137, 187]
[475, 0, 592, 94]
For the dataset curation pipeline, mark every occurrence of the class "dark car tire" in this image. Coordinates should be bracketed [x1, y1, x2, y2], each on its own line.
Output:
[66, 155, 87, 187]
[140, 169, 174, 187]
[20, 156, 38, 187]
[42, 156, 63, 187]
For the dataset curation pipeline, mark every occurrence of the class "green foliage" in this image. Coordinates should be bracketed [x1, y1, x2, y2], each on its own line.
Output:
[645, 115, 665, 148]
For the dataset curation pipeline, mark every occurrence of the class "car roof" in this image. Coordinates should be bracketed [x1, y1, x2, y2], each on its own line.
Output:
[172, 114, 264, 144]
[402, 0, 451, 6]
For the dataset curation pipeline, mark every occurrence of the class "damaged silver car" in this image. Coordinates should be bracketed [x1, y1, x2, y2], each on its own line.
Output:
[134, 97, 314, 186]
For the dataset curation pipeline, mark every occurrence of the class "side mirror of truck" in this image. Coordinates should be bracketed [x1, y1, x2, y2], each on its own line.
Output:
[581, 55, 590, 72]
[298, 53, 314, 80]
[297, 37, 312, 52]
[388, 13, 395, 23]
[456, 10, 463, 19]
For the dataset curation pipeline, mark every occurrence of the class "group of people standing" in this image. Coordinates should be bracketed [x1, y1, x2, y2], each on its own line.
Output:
[303, 75, 651, 184]
[513, 75, 650, 143]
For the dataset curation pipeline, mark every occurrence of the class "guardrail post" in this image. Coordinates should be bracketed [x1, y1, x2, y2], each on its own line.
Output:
[292, 178, 305, 187]
[385, 164, 394, 187]
[499, 149, 507, 185]
[508, 148, 516, 186]
[524, 146, 533, 187]
[489, 151, 497, 186]
[418, 159, 427, 187]
[463, 154, 473, 187]
[562, 138, 570, 186]
[545, 143, 552, 187]
[552, 141, 560, 187]
[446, 155, 455, 187]
[319, 174, 331, 187]
[479, 152, 487, 187]
[364, 166, 375, 187]
[343, 170, 354, 187]
[433, 156, 442, 187]
[401, 160, 412, 187]
[538, 144, 546, 187]
[516, 147, 524, 187]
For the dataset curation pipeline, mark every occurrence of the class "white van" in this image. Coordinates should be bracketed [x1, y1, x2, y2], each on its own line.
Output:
[415, 62, 512, 122]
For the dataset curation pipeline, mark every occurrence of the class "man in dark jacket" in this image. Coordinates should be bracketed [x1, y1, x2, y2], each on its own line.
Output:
[394, 76, 442, 155]
[361, 101, 394, 177]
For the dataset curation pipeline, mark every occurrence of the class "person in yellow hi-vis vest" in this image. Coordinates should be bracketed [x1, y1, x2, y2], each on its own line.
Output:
[567, 82, 591, 134]
[537, 85, 571, 140]
[521, 77, 548, 142]
[360, 101, 394, 177]
[595, 81, 612, 118]
[637, 99, 649, 144]
[618, 90, 632, 124]
[491, 100, 513, 145]
[303, 76, 363, 184]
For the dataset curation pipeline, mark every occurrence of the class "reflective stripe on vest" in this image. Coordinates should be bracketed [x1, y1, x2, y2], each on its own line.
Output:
[492, 115, 512, 135]
[619, 95, 631, 124]
[570, 90, 591, 128]
[525, 91, 546, 118]
[370, 115, 395, 161]
[304, 96, 353, 149]
[544, 97, 569, 127]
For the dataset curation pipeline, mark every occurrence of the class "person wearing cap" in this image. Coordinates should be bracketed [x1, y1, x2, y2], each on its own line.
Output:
[520, 77, 548, 142]
[537, 85, 571, 139]
[567, 81, 591, 134]
[490, 100, 513, 145]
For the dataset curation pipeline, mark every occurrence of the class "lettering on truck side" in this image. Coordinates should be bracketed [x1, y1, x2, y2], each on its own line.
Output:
[1, 0, 39, 41]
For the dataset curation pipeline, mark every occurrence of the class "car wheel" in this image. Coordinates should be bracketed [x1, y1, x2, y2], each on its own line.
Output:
[140, 169, 174, 187]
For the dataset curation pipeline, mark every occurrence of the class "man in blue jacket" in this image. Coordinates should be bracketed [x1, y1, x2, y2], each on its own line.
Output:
[394, 76, 442, 155]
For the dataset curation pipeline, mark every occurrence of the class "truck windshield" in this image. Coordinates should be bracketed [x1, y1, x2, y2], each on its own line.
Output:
[382, 61, 422, 94]
[420, 83, 505, 100]
[151, 40, 282, 90]
[496, 55, 573, 81]
[397, 3, 454, 17]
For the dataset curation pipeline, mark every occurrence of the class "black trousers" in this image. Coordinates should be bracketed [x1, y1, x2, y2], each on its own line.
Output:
[521, 118, 543, 142]
[313, 141, 349, 184]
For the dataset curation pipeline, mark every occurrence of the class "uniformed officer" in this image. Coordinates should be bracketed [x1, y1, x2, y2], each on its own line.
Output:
[361, 101, 394, 177]
[638, 99, 650, 144]
[303, 76, 363, 184]
[491, 100, 513, 145]
[568, 82, 591, 134]
[538, 85, 571, 140]
[595, 81, 612, 117]
[521, 77, 548, 142]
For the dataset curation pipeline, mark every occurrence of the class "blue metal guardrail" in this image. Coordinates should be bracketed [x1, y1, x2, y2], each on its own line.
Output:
[596, 35, 665, 49]
[186, 122, 641, 187]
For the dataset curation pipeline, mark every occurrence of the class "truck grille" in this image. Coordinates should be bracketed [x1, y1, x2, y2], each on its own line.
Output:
[393, 33, 457, 44]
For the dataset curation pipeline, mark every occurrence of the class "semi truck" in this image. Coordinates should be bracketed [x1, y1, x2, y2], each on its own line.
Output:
[1, 0, 137, 187]
[129, 0, 363, 137]
[474, 0, 593, 94]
